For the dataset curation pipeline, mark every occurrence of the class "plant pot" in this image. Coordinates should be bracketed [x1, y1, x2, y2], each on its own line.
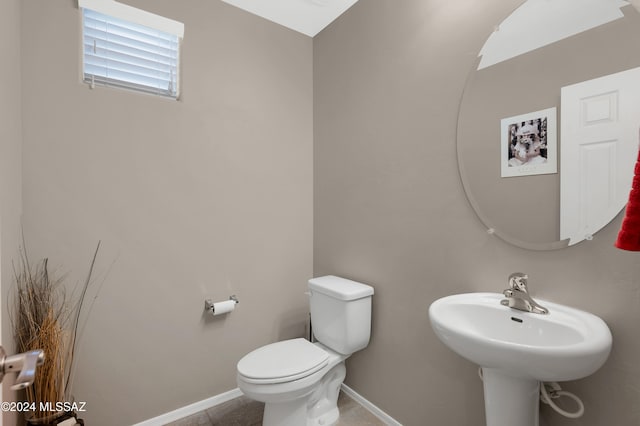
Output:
[25, 410, 84, 426]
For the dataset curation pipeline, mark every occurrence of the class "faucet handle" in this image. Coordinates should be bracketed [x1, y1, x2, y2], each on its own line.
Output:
[0, 346, 45, 391]
[508, 272, 529, 292]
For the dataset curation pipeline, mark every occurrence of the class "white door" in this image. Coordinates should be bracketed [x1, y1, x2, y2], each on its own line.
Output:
[560, 66, 640, 245]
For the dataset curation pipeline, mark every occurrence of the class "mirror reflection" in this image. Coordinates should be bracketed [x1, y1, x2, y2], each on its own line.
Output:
[457, 0, 640, 250]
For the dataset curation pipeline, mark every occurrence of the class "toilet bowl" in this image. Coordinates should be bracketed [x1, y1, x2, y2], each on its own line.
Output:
[237, 339, 347, 426]
[236, 276, 374, 426]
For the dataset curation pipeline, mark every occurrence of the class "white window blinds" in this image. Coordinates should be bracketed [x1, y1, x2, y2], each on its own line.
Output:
[80, 2, 184, 99]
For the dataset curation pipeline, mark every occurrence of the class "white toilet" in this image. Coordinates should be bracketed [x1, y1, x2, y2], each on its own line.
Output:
[236, 275, 374, 426]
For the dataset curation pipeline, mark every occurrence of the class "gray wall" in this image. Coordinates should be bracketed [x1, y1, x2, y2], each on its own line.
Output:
[0, 0, 23, 424]
[314, 0, 640, 425]
[20, 0, 312, 424]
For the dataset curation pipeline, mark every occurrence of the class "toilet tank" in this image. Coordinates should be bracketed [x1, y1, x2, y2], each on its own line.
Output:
[308, 276, 374, 355]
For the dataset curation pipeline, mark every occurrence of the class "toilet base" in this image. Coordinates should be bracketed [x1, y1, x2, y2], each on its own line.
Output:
[263, 398, 308, 426]
[308, 406, 339, 426]
[307, 362, 346, 426]
[257, 361, 346, 426]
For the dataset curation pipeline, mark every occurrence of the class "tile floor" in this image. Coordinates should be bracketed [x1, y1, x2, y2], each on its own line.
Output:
[165, 391, 385, 426]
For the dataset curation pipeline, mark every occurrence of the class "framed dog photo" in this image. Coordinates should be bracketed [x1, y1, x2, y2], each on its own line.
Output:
[500, 107, 557, 178]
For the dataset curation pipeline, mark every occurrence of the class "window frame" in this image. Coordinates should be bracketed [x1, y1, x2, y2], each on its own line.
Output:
[79, 0, 184, 100]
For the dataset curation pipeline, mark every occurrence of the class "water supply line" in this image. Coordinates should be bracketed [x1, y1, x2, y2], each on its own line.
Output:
[540, 381, 585, 419]
[477, 368, 584, 419]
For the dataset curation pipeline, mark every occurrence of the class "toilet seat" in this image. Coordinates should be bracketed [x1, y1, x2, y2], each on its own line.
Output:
[237, 338, 329, 384]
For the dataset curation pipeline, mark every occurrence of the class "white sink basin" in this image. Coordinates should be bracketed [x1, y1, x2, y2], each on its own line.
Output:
[429, 292, 612, 381]
[429, 292, 612, 426]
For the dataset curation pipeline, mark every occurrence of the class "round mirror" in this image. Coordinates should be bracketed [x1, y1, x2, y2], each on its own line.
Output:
[457, 0, 640, 250]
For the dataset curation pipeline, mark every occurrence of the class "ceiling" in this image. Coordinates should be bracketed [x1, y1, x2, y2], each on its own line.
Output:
[220, 0, 360, 37]
[478, 0, 630, 69]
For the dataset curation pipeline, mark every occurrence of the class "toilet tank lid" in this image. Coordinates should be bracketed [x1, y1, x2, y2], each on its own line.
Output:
[308, 275, 374, 301]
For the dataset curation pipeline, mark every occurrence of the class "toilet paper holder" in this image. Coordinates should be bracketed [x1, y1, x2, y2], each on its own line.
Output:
[205, 295, 239, 314]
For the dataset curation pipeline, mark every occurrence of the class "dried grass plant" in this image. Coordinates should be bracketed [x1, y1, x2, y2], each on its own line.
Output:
[11, 242, 100, 422]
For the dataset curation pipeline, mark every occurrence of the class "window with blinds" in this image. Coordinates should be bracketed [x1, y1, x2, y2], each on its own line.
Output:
[81, 4, 183, 99]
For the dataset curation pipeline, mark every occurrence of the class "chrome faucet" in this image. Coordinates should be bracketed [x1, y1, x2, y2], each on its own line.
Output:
[501, 272, 549, 315]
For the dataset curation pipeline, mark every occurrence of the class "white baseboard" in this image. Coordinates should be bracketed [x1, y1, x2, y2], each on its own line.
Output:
[340, 383, 403, 426]
[134, 384, 401, 426]
[132, 388, 243, 426]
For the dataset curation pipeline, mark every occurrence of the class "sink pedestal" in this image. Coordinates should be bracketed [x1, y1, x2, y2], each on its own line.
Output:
[482, 368, 539, 426]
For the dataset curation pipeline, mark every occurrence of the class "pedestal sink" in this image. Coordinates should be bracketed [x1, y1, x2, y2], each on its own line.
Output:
[428, 293, 612, 426]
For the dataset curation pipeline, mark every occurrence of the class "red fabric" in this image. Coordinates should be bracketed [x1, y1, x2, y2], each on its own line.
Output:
[616, 148, 640, 250]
